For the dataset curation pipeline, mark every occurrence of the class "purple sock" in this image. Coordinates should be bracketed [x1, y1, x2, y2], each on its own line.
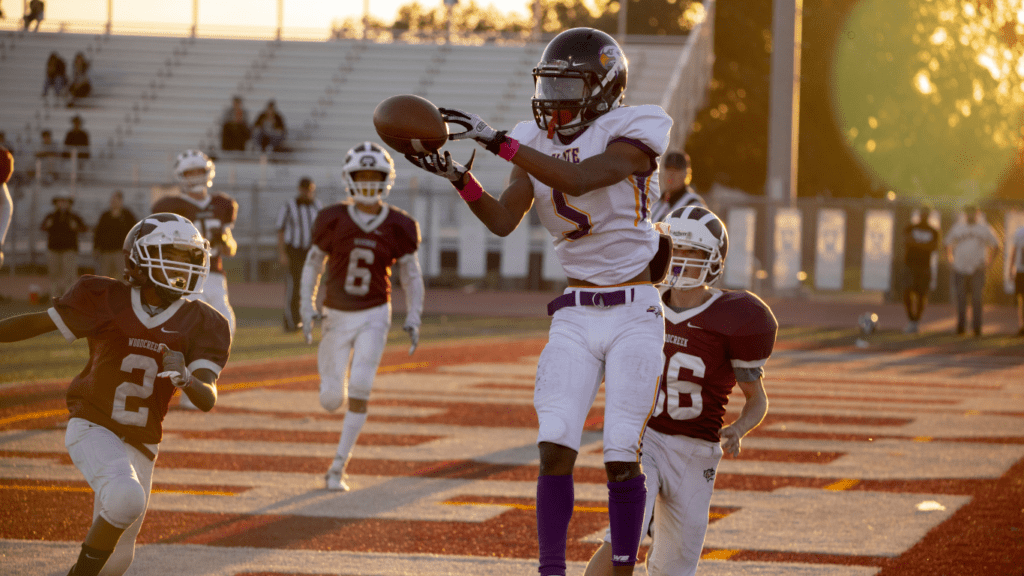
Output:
[608, 474, 647, 566]
[536, 474, 574, 576]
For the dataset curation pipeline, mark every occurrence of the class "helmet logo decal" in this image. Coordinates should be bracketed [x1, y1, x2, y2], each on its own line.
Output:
[599, 46, 620, 70]
[360, 156, 376, 167]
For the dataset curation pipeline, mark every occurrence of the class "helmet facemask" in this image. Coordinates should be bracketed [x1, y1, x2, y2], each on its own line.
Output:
[659, 206, 728, 290]
[665, 243, 721, 290]
[342, 142, 395, 205]
[132, 240, 209, 302]
[124, 214, 211, 304]
[344, 171, 391, 204]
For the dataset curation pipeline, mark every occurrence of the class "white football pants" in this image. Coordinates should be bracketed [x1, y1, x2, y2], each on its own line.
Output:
[65, 418, 158, 576]
[536, 284, 664, 462]
[318, 303, 391, 411]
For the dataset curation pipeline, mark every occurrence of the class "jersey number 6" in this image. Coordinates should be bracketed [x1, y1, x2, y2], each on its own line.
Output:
[653, 351, 705, 420]
[344, 247, 374, 296]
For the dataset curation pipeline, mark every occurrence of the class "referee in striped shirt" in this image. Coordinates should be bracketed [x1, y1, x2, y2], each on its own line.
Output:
[276, 177, 322, 332]
[651, 151, 706, 223]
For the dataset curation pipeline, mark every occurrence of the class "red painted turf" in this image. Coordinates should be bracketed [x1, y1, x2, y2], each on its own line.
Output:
[4, 336, 1024, 572]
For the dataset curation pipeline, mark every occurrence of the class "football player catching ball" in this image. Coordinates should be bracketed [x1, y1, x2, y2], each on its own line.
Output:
[407, 27, 672, 576]
[585, 206, 777, 576]
[300, 141, 424, 492]
[0, 213, 231, 576]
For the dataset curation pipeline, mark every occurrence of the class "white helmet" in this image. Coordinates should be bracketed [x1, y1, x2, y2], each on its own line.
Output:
[661, 205, 728, 289]
[123, 213, 211, 302]
[342, 141, 395, 204]
[174, 149, 215, 194]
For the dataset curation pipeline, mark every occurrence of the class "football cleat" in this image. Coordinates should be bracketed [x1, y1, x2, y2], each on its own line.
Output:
[325, 468, 350, 492]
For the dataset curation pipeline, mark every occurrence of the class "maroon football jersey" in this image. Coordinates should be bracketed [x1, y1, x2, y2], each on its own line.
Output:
[312, 202, 420, 312]
[152, 193, 238, 274]
[50, 275, 231, 445]
[648, 289, 777, 443]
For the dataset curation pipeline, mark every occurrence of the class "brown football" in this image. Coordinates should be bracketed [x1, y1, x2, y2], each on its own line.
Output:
[373, 94, 449, 155]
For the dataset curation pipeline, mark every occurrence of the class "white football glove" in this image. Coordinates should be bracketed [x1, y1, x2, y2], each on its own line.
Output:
[405, 149, 476, 187]
[301, 311, 322, 346]
[157, 343, 190, 388]
[404, 323, 420, 355]
[440, 108, 508, 155]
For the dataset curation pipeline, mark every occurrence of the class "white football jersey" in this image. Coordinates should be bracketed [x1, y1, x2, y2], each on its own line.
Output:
[509, 105, 673, 285]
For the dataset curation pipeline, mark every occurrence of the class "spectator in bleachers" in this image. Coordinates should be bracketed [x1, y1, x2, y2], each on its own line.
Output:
[220, 96, 251, 152]
[253, 99, 287, 153]
[34, 129, 60, 184]
[23, 0, 43, 31]
[63, 115, 90, 161]
[42, 52, 67, 101]
[92, 190, 136, 279]
[41, 191, 86, 300]
[67, 52, 92, 108]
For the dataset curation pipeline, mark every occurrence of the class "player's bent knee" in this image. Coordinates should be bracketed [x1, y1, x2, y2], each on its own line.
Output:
[101, 477, 147, 528]
[320, 387, 345, 412]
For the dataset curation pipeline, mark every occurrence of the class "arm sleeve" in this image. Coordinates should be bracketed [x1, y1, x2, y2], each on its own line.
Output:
[300, 244, 328, 319]
[397, 252, 425, 328]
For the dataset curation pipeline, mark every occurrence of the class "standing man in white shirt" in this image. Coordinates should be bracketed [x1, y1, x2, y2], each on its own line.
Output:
[945, 205, 1000, 336]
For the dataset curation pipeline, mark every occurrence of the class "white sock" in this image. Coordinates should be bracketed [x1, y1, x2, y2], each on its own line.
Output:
[332, 411, 367, 472]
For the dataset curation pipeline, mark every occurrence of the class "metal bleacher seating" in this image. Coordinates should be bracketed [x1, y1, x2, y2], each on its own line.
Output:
[1, 28, 709, 281]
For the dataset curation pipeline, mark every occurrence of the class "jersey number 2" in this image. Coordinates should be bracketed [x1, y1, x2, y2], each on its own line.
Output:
[112, 354, 157, 427]
[653, 351, 705, 420]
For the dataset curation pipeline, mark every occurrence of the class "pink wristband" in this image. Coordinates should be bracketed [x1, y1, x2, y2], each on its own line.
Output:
[498, 137, 520, 161]
[456, 173, 483, 202]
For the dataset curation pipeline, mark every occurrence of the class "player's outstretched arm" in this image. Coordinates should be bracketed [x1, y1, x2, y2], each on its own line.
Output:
[405, 152, 533, 237]
[440, 107, 651, 196]
[720, 378, 769, 457]
[0, 311, 57, 342]
[464, 164, 534, 237]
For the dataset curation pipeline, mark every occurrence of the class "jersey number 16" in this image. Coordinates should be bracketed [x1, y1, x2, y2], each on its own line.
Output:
[653, 351, 705, 421]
